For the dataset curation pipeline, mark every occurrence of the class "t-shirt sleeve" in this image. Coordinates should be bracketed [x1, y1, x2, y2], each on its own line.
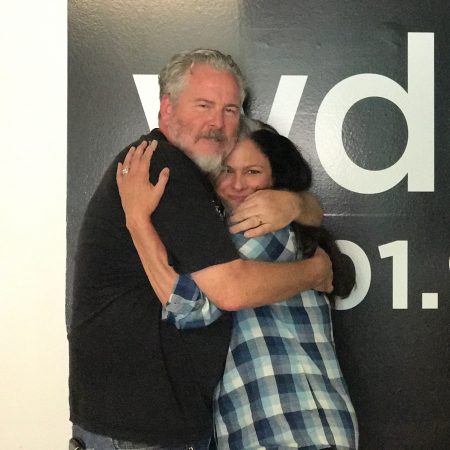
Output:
[149, 142, 239, 274]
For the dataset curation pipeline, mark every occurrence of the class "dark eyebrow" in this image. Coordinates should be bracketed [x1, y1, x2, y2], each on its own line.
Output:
[225, 164, 264, 170]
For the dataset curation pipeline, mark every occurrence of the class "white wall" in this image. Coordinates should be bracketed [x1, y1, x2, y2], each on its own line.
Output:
[0, 1, 69, 448]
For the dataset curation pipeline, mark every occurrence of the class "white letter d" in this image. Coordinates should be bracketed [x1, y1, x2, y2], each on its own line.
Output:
[315, 33, 434, 194]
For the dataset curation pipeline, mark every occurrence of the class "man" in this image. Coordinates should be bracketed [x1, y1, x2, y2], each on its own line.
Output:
[69, 49, 333, 449]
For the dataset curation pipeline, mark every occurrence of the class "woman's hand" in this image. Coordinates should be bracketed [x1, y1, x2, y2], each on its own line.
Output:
[116, 140, 169, 229]
[228, 190, 323, 238]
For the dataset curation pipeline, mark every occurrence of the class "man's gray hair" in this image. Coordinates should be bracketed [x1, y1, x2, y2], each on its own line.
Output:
[159, 49, 247, 105]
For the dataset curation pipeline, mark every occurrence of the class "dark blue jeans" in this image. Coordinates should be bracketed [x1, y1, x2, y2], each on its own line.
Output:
[72, 425, 212, 450]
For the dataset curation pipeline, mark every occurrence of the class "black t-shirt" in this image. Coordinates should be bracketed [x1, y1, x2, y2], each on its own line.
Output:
[69, 130, 239, 446]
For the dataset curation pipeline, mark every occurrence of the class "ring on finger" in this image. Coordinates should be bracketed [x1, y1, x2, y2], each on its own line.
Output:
[122, 167, 129, 175]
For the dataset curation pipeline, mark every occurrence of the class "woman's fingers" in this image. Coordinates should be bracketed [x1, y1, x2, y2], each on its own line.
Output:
[122, 145, 137, 173]
[144, 140, 158, 159]
[122, 140, 150, 174]
[140, 140, 158, 173]
[116, 162, 124, 187]
[118, 139, 156, 176]
[152, 167, 170, 204]
[117, 140, 162, 185]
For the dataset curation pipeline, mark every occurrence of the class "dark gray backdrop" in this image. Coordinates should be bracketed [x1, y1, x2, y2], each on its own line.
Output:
[68, 1, 450, 448]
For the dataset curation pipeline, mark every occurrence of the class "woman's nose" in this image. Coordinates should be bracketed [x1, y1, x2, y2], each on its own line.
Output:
[232, 174, 244, 190]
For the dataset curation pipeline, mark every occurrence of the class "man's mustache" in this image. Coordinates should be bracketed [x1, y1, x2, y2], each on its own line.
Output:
[197, 129, 227, 143]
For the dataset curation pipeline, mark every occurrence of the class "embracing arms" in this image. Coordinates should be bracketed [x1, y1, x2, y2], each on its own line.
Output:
[117, 140, 333, 311]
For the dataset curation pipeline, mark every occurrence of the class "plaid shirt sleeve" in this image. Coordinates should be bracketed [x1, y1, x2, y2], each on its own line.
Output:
[162, 228, 297, 329]
[162, 273, 223, 329]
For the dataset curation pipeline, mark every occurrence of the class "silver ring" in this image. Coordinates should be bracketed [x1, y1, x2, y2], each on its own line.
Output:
[121, 167, 129, 175]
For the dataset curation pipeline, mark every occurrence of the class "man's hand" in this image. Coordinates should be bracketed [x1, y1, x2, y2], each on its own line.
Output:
[228, 190, 323, 238]
[309, 247, 334, 293]
[116, 140, 170, 229]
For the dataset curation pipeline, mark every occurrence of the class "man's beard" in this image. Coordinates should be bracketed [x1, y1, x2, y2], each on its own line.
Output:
[167, 116, 235, 176]
[190, 153, 223, 177]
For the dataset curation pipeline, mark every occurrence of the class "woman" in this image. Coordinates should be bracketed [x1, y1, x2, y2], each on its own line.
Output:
[117, 119, 358, 449]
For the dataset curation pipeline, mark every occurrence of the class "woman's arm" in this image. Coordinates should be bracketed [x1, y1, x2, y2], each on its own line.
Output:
[117, 140, 174, 303]
[116, 140, 222, 328]
[228, 189, 323, 238]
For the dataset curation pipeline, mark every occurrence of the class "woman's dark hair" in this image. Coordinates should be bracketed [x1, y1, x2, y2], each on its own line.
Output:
[251, 129, 312, 193]
[239, 117, 355, 300]
[238, 117, 311, 192]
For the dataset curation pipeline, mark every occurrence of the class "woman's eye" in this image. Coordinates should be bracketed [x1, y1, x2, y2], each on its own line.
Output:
[247, 169, 261, 175]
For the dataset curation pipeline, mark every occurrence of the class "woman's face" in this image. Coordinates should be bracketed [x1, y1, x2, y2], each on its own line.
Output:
[216, 138, 273, 211]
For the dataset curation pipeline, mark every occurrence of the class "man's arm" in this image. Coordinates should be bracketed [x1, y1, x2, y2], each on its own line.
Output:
[191, 247, 332, 311]
[228, 189, 323, 238]
[126, 215, 333, 312]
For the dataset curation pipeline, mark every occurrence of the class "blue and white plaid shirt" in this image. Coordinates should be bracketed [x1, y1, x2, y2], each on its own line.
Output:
[163, 226, 358, 449]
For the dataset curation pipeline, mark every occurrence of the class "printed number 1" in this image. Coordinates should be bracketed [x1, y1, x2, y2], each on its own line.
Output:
[379, 240, 408, 309]
[334, 240, 409, 310]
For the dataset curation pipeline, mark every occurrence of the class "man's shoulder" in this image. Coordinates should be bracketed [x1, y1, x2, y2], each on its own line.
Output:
[138, 129, 198, 172]
[141, 131, 211, 191]
[114, 129, 174, 159]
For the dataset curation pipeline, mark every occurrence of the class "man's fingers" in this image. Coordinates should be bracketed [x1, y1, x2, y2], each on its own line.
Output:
[320, 278, 334, 294]
[312, 247, 334, 293]
[319, 270, 334, 293]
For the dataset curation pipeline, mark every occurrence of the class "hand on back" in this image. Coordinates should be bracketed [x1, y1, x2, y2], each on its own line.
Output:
[116, 140, 170, 228]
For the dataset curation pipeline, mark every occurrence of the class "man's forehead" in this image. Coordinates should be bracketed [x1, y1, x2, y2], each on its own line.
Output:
[185, 64, 240, 96]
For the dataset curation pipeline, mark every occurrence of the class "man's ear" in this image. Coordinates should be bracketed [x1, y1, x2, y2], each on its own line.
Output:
[160, 94, 173, 123]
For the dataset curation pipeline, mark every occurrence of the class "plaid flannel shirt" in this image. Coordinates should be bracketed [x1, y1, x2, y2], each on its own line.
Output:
[163, 226, 358, 449]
